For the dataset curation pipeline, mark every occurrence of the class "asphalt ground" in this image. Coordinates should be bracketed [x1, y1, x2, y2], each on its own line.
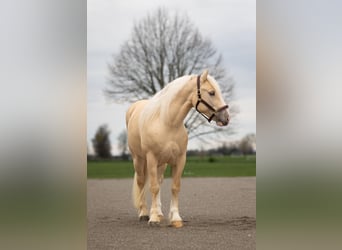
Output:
[88, 177, 256, 250]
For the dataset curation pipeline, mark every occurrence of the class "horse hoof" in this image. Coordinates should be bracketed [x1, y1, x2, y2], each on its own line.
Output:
[148, 221, 160, 227]
[170, 221, 183, 228]
[139, 215, 150, 221]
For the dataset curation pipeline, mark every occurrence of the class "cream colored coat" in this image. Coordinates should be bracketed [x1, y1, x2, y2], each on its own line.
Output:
[126, 70, 229, 227]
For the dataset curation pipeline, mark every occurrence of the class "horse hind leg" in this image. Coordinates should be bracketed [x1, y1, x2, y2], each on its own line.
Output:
[132, 157, 149, 221]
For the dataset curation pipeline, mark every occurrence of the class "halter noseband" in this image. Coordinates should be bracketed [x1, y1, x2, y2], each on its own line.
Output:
[195, 75, 228, 123]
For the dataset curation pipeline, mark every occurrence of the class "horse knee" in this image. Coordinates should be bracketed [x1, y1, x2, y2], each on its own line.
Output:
[136, 175, 145, 188]
[172, 185, 180, 195]
[150, 184, 160, 195]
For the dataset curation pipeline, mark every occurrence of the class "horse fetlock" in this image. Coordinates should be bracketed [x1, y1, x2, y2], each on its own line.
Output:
[138, 209, 149, 218]
[169, 210, 182, 222]
[150, 213, 163, 221]
[158, 214, 164, 221]
[156, 208, 164, 218]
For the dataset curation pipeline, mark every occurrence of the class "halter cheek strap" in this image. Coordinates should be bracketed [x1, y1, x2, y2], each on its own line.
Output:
[195, 75, 228, 122]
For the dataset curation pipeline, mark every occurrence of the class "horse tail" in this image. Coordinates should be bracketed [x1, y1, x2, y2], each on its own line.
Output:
[132, 171, 147, 209]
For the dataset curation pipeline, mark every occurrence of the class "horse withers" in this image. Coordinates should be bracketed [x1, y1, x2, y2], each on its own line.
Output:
[125, 70, 229, 228]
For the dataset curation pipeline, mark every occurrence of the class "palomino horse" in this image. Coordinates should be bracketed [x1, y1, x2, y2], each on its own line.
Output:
[126, 70, 229, 228]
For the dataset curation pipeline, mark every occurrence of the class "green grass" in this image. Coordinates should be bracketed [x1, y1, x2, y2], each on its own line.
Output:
[87, 155, 255, 179]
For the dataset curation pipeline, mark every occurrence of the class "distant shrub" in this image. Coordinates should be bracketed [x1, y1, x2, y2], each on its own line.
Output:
[208, 156, 216, 163]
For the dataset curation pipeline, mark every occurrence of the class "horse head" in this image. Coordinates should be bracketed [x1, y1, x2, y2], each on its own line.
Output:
[193, 69, 230, 126]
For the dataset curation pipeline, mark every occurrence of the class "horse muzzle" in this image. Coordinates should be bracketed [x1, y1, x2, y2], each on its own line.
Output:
[215, 109, 230, 127]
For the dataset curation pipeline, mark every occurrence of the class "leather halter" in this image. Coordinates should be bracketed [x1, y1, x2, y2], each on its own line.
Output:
[195, 75, 228, 122]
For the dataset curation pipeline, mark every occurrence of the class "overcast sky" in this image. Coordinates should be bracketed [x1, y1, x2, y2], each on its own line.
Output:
[87, 0, 255, 155]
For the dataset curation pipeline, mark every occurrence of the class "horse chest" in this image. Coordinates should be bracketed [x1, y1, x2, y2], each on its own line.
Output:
[142, 126, 187, 164]
[158, 141, 182, 165]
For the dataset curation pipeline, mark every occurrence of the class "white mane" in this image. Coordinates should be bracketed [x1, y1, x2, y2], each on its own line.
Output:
[141, 75, 193, 124]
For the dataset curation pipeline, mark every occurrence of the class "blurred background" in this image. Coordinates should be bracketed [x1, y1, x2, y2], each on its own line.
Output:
[257, 1, 342, 249]
[0, 1, 86, 249]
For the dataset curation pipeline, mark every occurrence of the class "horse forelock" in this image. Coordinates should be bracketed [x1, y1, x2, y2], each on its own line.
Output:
[206, 75, 222, 92]
[206, 75, 226, 103]
[140, 75, 193, 124]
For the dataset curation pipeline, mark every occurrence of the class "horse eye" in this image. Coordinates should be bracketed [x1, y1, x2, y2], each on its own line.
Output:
[209, 91, 215, 96]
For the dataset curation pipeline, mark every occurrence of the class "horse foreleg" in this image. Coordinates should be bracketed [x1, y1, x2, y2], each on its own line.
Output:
[156, 164, 167, 220]
[146, 152, 161, 225]
[169, 154, 186, 228]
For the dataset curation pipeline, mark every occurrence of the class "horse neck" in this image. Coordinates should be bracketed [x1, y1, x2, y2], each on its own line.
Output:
[163, 78, 195, 127]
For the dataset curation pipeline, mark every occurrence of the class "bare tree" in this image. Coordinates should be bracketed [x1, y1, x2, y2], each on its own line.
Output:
[239, 133, 256, 155]
[106, 7, 234, 140]
[92, 124, 112, 158]
[117, 130, 128, 159]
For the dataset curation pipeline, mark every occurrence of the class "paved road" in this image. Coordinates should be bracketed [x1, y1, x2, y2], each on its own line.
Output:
[88, 177, 256, 250]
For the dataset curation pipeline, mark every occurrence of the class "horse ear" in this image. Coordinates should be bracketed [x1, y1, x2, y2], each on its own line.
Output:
[200, 69, 209, 82]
